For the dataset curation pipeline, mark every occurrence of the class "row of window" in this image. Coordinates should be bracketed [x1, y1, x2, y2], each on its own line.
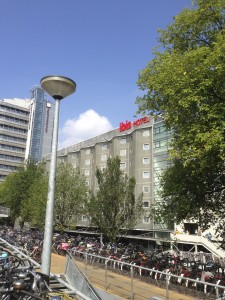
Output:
[71, 141, 167, 163]
[84, 171, 150, 180]
[0, 134, 26, 144]
[0, 124, 27, 134]
[0, 164, 16, 171]
[0, 114, 28, 125]
[81, 215, 150, 224]
[0, 154, 24, 162]
[71, 142, 151, 159]
[0, 144, 25, 153]
[84, 174, 150, 192]
[0, 104, 29, 117]
[83, 156, 151, 166]
[71, 137, 169, 162]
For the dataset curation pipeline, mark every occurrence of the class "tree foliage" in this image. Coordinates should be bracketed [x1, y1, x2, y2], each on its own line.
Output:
[86, 156, 143, 243]
[0, 161, 46, 226]
[54, 163, 88, 231]
[22, 174, 48, 228]
[136, 0, 225, 242]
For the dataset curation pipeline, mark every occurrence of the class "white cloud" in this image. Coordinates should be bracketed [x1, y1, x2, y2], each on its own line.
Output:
[58, 109, 114, 149]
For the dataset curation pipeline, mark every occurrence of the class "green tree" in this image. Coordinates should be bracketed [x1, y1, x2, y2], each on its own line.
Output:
[54, 163, 88, 231]
[86, 156, 143, 243]
[136, 1, 225, 242]
[0, 161, 46, 226]
[22, 174, 48, 228]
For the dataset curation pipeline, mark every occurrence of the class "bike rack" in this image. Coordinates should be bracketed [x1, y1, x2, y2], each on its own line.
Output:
[0, 237, 98, 300]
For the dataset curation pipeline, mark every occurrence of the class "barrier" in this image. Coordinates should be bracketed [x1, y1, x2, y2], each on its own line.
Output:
[70, 249, 225, 300]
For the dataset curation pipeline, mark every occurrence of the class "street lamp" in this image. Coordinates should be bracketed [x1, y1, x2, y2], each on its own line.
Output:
[40, 76, 76, 275]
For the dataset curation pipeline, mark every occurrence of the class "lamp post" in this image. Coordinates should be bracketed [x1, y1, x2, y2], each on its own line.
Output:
[40, 75, 76, 275]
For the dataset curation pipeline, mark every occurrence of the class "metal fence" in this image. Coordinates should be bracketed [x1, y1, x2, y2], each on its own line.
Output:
[69, 249, 225, 300]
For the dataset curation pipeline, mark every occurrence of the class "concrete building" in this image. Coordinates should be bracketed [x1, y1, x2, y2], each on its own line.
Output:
[0, 98, 30, 181]
[0, 86, 55, 181]
[42, 114, 225, 256]
[43, 115, 171, 236]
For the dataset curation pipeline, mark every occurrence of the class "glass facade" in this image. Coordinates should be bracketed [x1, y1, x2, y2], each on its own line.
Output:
[27, 86, 55, 162]
[29, 87, 45, 162]
[153, 120, 172, 229]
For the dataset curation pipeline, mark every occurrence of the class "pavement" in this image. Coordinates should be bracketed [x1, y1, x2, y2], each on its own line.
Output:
[50, 253, 196, 300]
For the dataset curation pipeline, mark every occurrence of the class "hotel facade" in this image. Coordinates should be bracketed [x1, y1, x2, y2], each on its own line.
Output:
[43, 115, 171, 236]
[43, 116, 225, 256]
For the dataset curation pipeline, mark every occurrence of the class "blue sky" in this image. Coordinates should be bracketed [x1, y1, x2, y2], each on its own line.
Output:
[1, 0, 192, 149]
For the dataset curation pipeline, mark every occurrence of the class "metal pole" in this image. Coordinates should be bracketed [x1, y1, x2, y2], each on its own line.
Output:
[166, 271, 169, 300]
[41, 98, 60, 275]
[105, 259, 108, 290]
[130, 266, 134, 300]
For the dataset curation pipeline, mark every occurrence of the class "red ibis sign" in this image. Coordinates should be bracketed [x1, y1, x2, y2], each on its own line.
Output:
[119, 116, 150, 132]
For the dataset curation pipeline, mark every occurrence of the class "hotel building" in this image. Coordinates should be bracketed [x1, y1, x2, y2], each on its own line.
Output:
[42, 116, 225, 256]
[43, 115, 171, 237]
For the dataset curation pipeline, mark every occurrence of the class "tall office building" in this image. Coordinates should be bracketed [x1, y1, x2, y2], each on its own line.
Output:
[0, 98, 30, 181]
[25, 86, 55, 162]
[0, 86, 55, 181]
[43, 115, 171, 235]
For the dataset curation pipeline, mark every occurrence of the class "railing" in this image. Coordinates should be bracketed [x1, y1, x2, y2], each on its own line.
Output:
[171, 233, 225, 258]
[69, 249, 225, 300]
[65, 252, 102, 300]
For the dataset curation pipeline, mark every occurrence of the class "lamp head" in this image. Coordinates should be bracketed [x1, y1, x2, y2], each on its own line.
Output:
[40, 75, 76, 100]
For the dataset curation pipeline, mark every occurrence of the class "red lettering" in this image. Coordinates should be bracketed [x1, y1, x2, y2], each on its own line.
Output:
[125, 120, 132, 130]
[119, 117, 149, 131]
[120, 121, 132, 132]
[120, 122, 125, 132]
[134, 119, 140, 126]
[143, 116, 149, 123]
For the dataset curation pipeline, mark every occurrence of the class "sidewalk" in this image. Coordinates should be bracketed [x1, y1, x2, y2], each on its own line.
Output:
[50, 254, 196, 300]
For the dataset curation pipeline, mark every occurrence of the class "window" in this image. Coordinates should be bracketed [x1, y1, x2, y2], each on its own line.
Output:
[120, 162, 126, 169]
[143, 157, 150, 164]
[86, 149, 90, 154]
[143, 143, 150, 150]
[120, 138, 126, 144]
[120, 149, 126, 156]
[100, 165, 106, 171]
[85, 170, 90, 176]
[72, 162, 77, 168]
[143, 201, 149, 208]
[154, 127, 160, 134]
[143, 216, 150, 224]
[85, 181, 89, 186]
[143, 130, 150, 137]
[102, 144, 107, 150]
[82, 215, 88, 222]
[154, 141, 160, 148]
[143, 171, 150, 179]
[143, 186, 150, 193]
[101, 155, 107, 161]
[85, 159, 90, 165]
